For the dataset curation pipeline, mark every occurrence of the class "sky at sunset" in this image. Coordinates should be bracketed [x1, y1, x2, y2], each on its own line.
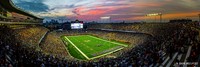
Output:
[12, 0, 200, 22]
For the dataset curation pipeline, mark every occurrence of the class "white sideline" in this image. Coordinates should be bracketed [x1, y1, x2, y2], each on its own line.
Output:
[87, 35, 128, 47]
[64, 37, 90, 60]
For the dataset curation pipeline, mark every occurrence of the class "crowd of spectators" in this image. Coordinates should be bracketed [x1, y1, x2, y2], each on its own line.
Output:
[91, 26, 198, 66]
[186, 26, 200, 62]
[0, 25, 14, 66]
[14, 26, 49, 49]
[85, 23, 199, 66]
[41, 23, 199, 66]
[40, 29, 150, 61]
[0, 25, 70, 67]
[88, 23, 182, 39]
[41, 31, 69, 60]
[0, 22, 199, 67]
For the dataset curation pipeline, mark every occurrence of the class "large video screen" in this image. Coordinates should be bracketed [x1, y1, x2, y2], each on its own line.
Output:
[71, 23, 83, 29]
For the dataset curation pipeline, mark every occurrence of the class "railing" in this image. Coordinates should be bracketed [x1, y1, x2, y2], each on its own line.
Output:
[38, 31, 50, 47]
[0, 21, 42, 25]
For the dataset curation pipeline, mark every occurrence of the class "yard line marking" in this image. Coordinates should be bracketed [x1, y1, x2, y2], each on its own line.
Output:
[64, 36, 90, 60]
[87, 35, 128, 47]
[90, 47, 124, 60]
[72, 36, 97, 52]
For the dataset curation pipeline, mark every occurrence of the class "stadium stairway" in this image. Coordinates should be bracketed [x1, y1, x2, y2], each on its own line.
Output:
[38, 31, 50, 47]
[165, 52, 178, 67]
[149, 51, 167, 67]
[184, 46, 192, 62]
[158, 52, 178, 67]
[149, 46, 192, 67]
[170, 46, 192, 67]
[182, 46, 192, 67]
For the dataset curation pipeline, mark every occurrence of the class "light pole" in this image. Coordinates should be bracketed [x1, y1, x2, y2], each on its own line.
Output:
[159, 13, 162, 23]
[146, 13, 162, 23]
[198, 14, 200, 22]
[110, 17, 111, 23]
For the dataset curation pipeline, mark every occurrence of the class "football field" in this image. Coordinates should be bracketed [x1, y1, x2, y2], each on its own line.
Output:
[61, 35, 128, 60]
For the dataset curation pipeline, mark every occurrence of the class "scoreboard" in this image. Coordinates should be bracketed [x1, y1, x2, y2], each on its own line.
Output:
[71, 23, 83, 29]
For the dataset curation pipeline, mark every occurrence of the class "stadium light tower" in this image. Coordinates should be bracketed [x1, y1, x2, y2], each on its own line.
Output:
[146, 13, 162, 23]
[100, 16, 111, 23]
[198, 14, 200, 22]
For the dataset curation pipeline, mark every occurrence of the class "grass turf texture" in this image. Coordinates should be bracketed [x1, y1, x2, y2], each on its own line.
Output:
[61, 35, 128, 60]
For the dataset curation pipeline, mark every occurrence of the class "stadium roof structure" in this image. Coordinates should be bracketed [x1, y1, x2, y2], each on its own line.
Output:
[0, 0, 42, 19]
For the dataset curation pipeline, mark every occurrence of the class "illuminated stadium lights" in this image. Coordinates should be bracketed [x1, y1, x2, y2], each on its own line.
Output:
[100, 16, 110, 19]
[100, 16, 111, 23]
[146, 13, 162, 23]
[146, 13, 161, 16]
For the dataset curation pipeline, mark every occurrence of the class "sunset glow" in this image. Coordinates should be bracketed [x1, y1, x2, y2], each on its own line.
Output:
[12, 0, 200, 22]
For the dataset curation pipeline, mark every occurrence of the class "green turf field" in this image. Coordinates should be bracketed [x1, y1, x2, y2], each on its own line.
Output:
[61, 35, 128, 60]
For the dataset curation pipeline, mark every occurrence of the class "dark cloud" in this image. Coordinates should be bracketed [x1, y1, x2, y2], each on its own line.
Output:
[13, 0, 49, 12]
[49, 4, 75, 11]
[72, 8, 81, 15]
[14, 2, 49, 12]
[13, 0, 44, 3]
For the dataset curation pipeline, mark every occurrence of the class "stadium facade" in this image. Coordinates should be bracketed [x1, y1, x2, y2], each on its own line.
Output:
[0, 0, 42, 23]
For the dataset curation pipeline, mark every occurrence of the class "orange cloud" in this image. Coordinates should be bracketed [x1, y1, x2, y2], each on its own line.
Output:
[118, 11, 200, 21]
[163, 11, 200, 19]
[83, 9, 108, 15]
[131, 2, 165, 8]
